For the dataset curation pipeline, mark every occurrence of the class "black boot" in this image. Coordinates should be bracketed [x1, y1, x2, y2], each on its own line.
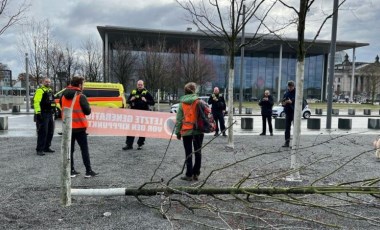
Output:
[282, 141, 290, 147]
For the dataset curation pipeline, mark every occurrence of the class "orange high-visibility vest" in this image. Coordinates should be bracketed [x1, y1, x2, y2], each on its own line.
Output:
[61, 93, 88, 129]
[180, 100, 199, 135]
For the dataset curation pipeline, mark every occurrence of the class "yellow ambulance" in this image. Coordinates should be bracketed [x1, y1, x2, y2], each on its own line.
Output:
[54, 82, 126, 118]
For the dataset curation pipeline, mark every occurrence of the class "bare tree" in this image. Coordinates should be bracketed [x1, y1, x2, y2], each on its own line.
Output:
[171, 40, 216, 95]
[18, 19, 51, 87]
[81, 37, 103, 82]
[274, 0, 347, 180]
[138, 40, 170, 97]
[48, 42, 65, 92]
[0, 0, 30, 36]
[177, 0, 277, 148]
[111, 39, 138, 93]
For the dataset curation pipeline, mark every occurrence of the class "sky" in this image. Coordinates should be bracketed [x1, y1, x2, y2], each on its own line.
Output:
[0, 0, 379, 78]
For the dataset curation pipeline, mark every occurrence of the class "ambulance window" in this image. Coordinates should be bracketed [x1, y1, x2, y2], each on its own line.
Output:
[83, 89, 119, 97]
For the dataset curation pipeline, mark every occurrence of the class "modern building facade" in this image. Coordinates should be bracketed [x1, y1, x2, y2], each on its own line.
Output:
[97, 26, 368, 102]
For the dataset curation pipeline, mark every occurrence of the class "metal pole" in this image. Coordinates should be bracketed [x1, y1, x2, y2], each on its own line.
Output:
[326, 0, 339, 129]
[277, 44, 283, 102]
[25, 53, 30, 112]
[350, 48, 356, 102]
[239, 4, 246, 114]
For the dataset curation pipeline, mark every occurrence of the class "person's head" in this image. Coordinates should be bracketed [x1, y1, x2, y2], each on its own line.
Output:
[137, 80, 144, 90]
[264, 90, 270, 96]
[213, 87, 220, 94]
[287, 80, 295, 91]
[42, 78, 51, 87]
[184, 82, 196, 95]
[70, 76, 85, 89]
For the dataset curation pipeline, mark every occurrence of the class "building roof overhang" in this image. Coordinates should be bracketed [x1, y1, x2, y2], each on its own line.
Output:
[97, 25, 369, 55]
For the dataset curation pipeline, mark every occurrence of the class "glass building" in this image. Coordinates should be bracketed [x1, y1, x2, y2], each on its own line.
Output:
[97, 26, 368, 101]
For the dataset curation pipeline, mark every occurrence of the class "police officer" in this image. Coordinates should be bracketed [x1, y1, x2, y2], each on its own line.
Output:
[208, 87, 227, 137]
[122, 80, 155, 150]
[34, 78, 55, 156]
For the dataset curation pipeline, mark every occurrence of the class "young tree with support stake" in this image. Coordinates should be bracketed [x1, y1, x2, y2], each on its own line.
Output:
[274, 0, 346, 181]
[176, 0, 278, 148]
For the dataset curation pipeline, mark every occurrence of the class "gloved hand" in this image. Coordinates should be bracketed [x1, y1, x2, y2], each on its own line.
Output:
[36, 114, 43, 123]
[176, 134, 181, 140]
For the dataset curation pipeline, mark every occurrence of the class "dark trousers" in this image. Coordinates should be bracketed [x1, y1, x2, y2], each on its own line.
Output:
[213, 112, 226, 133]
[182, 134, 204, 177]
[71, 130, 92, 172]
[36, 112, 54, 151]
[285, 112, 294, 141]
[261, 114, 273, 134]
[126, 136, 145, 147]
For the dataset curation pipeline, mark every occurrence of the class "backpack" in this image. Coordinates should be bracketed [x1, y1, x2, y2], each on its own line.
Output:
[196, 100, 216, 133]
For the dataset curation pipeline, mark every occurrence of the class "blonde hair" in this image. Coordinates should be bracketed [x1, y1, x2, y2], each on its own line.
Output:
[184, 82, 196, 94]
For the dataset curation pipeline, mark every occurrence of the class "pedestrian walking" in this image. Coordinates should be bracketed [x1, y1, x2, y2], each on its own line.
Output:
[61, 76, 98, 178]
[258, 90, 274, 136]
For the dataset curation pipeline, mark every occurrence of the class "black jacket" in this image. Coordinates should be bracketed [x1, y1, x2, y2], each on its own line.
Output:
[282, 88, 296, 114]
[258, 95, 274, 116]
[127, 88, 155, 110]
[208, 93, 226, 114]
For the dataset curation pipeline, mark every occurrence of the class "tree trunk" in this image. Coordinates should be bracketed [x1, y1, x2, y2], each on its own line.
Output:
[288, 60, 305, 181]
[227, 68, 235, 148]
[71, 186, 380, 197]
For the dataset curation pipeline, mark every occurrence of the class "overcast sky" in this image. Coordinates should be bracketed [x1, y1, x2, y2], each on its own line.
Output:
[0, 0, 379, 77]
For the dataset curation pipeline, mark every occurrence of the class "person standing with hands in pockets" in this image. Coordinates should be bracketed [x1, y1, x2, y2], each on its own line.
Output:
[258, 90, 274, 136]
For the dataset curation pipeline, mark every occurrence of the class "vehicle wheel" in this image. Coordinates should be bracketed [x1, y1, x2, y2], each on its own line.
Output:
[303, 111, 311, 119]
[280, 111, 286, 117]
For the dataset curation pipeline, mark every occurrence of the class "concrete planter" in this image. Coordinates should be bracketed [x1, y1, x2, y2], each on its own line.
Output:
[315, 109, 323, 115]
[245, 108, 252, 114]
[368, 118, 380, 129]
[0, 116, 8, 130]
[348, 109, 355, 115]
[364, 109, 371, 115]
[241, 118, 253, 130]
[1, 104, 9, 111]
[307, 118, 321, 129]
[338, 118, 352, 129]
[12, 105, 20, 113]
[274, 118, 286, 130]
[332, 109, 339, 115]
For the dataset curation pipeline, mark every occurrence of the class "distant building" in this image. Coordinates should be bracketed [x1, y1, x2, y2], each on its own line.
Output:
[97, 26, 369, 101]
[334, 54, 380, 102]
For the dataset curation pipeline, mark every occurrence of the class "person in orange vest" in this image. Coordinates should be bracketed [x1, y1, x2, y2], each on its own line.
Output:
[175, 82, 204, 181]
[60, 76, 98, 178]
